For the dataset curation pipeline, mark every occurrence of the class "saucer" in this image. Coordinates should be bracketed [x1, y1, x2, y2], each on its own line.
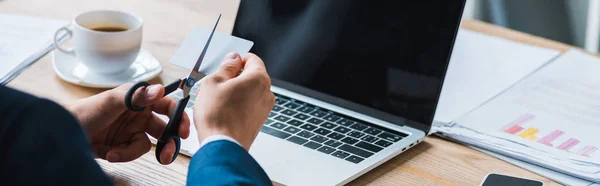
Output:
[52, 48, 162, 88]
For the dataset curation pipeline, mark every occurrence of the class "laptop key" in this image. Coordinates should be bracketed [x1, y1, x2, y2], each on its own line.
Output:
[349, 123, 368, 131]
[331, 151, 350, 159]
[361, 135, 379, 143]
[297, 131, 315, 138]
[281, 109, 298, 116]
[327, 132, 344, 140]
[270, 122, 288, 129]
[284, 102, 301, 109]
[297, 106, 315, 113]
[265, 119, 275, 125]
[321, 122, 337, 129]
[333, 126, 350, 134]
[303, 141, 322, 149]
[339, 144, 374, 158]
[345, 155, 365, 164]
[336, 118, 355, 126]
[340, 137, 359, 145]
[286, 119, 304, 126]
[272, 105, 284, 112]
[306, 118, 324, 125]
[275, 97, 289, 105]
[364, 127, 382, 135]
[293, 113, 310, 120]
[378, 132, 402, 142]
[287, 136, 308, 145]
[269, 112, 277, 118]
[310, 135, 328, 143]
[375, 140, 393, 147]
[324, 140, 342, 148]
[260, 126, 291, 139]
[347, 131, 364, 138]
[355, 142, 383, 153]
[317, 146, 335, 154]
[283, 126, 301, 134]
[323, 114, 341, 122]
[273, 115, 291, 122]
[314, 128, 331, 136]
[310, 110, 328, 118]
[300, 124, 318, 131]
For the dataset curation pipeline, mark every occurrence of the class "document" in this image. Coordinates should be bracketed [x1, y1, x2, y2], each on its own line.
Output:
[434, 29, 561, 124]
[447, 50, 600, 182]
[0, 14, 67, 84]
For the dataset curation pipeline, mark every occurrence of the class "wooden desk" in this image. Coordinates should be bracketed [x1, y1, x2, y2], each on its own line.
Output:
[2, 0, 568, 185]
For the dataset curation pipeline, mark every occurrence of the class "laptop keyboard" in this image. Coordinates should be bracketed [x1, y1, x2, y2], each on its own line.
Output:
[261, 93, 408, 164]
[170, 84, 408, 164]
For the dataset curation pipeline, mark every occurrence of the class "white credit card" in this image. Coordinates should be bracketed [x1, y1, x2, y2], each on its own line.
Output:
[170, 26, 254, 75]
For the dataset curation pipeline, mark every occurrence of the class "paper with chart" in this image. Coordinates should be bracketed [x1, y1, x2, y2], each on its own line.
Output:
[0, 14, 67, 84]
[450, 49, 600, 182]
[433, 29, 561, 124]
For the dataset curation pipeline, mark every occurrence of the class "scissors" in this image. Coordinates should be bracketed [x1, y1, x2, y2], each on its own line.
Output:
[124, 14, 221, 164]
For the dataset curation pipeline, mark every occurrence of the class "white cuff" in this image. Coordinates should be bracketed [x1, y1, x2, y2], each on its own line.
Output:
[199, 134, 241, 149]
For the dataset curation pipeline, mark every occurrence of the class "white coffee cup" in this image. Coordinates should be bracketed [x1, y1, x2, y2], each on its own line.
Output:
[54, 10, 143, 74]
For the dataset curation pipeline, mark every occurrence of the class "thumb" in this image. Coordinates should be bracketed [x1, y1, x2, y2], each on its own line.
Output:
[213, 52, 243, 80]
[131, 84, 165, 107]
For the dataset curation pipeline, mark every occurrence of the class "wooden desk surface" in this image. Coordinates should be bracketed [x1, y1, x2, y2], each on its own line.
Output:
[2, 0, 570, 185]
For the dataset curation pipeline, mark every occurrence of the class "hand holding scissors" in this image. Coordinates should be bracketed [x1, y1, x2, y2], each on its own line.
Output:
[124, 14, 221, 164]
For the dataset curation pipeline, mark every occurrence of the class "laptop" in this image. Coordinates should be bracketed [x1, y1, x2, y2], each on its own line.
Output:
[169, 1, 466, 185]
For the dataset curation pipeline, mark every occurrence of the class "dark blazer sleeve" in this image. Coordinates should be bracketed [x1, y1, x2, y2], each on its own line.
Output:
[0, 86, 113, 185]
[187, 140, 272, 186]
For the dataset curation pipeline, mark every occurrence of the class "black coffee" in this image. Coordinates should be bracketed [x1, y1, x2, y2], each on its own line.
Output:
[89, 26, 128, 32]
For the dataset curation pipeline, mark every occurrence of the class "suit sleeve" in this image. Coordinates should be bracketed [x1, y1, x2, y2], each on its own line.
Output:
[187, 140, 272, 186]
[0, 87, 113, 186]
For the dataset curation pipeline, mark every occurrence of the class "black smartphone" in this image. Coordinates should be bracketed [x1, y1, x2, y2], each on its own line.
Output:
[480, 173, 544, 186]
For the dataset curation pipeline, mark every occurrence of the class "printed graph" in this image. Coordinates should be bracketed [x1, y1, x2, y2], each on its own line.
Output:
[500, 113, 596, 157]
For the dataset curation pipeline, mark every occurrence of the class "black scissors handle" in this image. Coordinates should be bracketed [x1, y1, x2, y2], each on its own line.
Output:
[124, 80, 186, 164]
[124, 80, 181, 111]
[155, 95, 189, 164]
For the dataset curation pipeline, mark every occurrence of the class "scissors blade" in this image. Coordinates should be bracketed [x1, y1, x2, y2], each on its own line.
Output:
[188, 14, 221, 79]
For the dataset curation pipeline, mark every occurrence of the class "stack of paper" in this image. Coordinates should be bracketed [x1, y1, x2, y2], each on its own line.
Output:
[433, 29, 561, 125]
[437, 50, 600, 183]
[0, 14, 67, 84]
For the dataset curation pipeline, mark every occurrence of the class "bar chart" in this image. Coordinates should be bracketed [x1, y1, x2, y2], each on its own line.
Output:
[500, 113, 597, 157]
[577, 145, 598, 156]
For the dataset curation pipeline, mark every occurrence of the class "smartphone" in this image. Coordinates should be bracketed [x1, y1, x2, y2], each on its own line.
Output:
[480, 173, 544, 186]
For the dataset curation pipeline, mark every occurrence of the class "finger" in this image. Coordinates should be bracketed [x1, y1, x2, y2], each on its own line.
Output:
[213, 52, 244, 80]
[130, 84, 165, 107]
[232, 53, 271, 88]
[105, 132, 152, 162]
[150, 97, 177, 116]
[239, 53, 267, 76]
[149, 97, 191, 139]
[146, 112, 190, 139]
[91, 143, 112, 159]
[146, 114, 168, 139]
[159, 139, 177, 165]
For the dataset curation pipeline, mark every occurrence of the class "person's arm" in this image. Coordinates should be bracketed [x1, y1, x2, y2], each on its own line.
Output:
[187, 52, 275, 185]
[0, 87, 112, 185]
[188, 140, 271, 185]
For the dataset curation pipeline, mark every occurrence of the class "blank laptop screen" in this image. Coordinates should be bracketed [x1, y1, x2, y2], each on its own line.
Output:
[233, 1, 465, 129]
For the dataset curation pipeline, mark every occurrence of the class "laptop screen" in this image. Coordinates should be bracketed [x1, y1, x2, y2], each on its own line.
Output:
[233, 1, 465, 130]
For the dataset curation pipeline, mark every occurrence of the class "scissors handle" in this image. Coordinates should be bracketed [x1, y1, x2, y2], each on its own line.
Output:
[155, 95, 189, 164]
[124, 80, 182, 111]
[123, 80, 187, 164]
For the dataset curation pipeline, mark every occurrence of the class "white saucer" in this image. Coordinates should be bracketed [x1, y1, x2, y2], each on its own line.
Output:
[53, 48, 162, 88]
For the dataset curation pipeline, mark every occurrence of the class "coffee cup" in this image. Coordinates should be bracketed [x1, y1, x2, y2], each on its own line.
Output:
[53, 10, 143, 74]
